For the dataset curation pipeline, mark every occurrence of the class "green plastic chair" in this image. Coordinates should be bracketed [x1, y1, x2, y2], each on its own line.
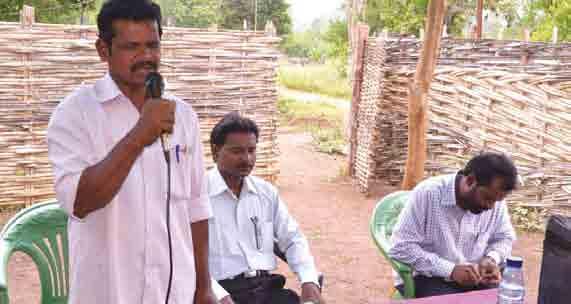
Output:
[370, 191, 415, 299]
[0, 200, 69, 304]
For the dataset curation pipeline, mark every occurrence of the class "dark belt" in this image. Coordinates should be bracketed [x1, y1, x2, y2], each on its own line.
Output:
[223, 270, 270, 280]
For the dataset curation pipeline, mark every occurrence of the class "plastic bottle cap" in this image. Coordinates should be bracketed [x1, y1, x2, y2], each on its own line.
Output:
[506, 256, 523, 268]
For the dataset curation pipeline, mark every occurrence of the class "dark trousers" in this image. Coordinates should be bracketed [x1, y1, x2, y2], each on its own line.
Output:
[396, 275, 497, 298]
[218, 274, 299, 304]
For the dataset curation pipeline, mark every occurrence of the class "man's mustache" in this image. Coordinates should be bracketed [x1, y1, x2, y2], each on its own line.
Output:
[130, 61, 158, 72]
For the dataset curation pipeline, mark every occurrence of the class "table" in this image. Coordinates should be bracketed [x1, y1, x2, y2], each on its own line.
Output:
[385, 288, 534, 304]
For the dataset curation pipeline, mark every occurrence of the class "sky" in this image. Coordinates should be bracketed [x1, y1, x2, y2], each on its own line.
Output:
[287, 0, 345, 31]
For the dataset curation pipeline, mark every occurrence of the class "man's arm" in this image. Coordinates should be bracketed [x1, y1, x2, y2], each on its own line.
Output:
[485, 202, 517, 264]
[271, 190, 323, 302]
[192, 220, 213, 291]
[185, 109, 216, 303]
[72, 128, 144, 218]
[388, 187, 456, 279]
[48, 98, 174, 219]
[272, 192, 320, 286]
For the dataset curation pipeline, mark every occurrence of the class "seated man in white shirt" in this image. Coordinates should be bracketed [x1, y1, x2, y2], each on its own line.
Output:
[207, 112, 325, 304]
[388, 152, 518, 298]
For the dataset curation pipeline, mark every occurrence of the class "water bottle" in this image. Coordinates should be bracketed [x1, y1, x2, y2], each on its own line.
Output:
[498, 256, 525, 304]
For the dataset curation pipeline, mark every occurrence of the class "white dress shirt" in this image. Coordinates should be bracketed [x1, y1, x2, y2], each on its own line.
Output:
[47, 73, 212, 304]
[388, 173, 516, 285]
[207, 167, 320, 288]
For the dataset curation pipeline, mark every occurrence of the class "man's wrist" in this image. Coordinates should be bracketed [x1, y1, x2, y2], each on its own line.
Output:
[485, 251, 501, 265]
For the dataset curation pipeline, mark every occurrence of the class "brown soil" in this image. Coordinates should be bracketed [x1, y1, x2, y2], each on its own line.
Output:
[3, 130, 544, 303]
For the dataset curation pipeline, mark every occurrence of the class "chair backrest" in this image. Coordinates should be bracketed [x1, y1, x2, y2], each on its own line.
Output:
[370, 191, 410, 263]
[0, 200, 69, 304]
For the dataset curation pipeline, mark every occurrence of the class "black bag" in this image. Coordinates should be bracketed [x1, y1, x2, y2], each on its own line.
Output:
[538, 215, 571, 304]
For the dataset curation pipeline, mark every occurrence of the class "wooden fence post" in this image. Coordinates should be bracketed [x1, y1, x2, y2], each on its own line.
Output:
[20, 5, 34, 26]
[348, 23, 369, 177]
[401, 0, 447, 190]
[521, 29, 530, 65]
[20, 5, 36, 206]
[476, 0, 483, 39]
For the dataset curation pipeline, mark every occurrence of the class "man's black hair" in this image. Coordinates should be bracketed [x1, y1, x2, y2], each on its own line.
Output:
[97, 0, 163, 46]
[460, 152, 518, 191]
[210, 112, 260, 148]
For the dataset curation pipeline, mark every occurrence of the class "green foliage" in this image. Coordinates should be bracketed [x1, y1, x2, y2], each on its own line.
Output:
[309, 125, 346, 155]
[524, 0, 571, 42]
[281, 18, 349, 76]
[256, 0, 292, 35]
[365, 0, 427, 35]
[323, 18, 349, 77]
[280, 31, 326, 61]
[278, 64, 351, 99]
[278, 97, 344, 122]
[510, 205, 547, 232]
[365, 0, 522, 38]
[278, 97, 346, 155]
[155, 0, 219, 28]
[0, 0, 292, 35]
[219, 0, 291, 35]
[0, 0, 99, 24]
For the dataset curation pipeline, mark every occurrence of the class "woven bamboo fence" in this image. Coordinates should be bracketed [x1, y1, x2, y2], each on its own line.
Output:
[0, 21, 281, 208]
[352, 36, 571, 215]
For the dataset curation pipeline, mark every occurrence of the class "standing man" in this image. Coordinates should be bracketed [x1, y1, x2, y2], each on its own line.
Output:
[389, 152, 518, 298]
[47, 0, 216, 303]
[206, 113, 326, 304]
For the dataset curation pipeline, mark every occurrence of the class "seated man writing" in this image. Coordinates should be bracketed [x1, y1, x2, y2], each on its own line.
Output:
[207, 113, 325, 304]
[389, 152, 518, 298]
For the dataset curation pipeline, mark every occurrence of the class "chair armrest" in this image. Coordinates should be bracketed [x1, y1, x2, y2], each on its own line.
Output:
[0, 242, 11, 304]
[393, 259, 414, 298]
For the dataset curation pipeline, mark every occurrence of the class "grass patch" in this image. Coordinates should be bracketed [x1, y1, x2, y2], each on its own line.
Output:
[278, 97, 347, 155]
[278, 64, 352, 99]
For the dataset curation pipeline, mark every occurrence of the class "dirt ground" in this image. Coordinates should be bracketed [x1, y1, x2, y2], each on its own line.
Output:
[3, 130, 544, 303]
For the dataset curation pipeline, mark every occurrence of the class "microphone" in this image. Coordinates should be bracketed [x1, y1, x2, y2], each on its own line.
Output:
[145, 72, 170, 154]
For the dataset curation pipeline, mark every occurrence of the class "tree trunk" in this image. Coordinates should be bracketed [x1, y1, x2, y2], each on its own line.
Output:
[401, 0, 447, 190]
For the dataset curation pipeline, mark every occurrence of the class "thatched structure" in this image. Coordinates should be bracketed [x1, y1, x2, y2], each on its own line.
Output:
[351, 36, 571, 215]
[0, 21, 281, 207]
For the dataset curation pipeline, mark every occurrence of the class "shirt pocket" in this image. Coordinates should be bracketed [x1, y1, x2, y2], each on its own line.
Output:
[169, 143, 191, 204]
[260, 221, 274, 254]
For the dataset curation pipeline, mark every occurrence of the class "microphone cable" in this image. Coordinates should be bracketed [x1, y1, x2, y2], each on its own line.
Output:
[145, 72, 174, 304]
[161, 137, 174, 304]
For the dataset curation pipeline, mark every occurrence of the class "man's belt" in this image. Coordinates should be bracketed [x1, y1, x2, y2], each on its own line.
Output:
[225, 270, 269, 280]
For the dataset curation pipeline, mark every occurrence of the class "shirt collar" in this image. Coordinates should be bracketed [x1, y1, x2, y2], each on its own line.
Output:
[208, 166, 258, 197]
[94, 72, 123, 103]
[441, 173, 459, 207]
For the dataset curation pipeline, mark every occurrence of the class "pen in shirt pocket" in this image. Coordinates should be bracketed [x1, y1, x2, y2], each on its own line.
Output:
[175, 144, 180, 163]
[250, 216, 261, 251]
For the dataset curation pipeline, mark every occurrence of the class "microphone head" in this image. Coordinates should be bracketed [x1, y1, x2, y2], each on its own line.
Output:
[145, 72, 164, 99]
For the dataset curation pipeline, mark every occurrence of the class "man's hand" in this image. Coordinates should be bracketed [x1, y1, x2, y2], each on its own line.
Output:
[301, 282, 325, 304]
[478, 257, 501, 286]
[451, 264, 481, 287]
[194, 287, 218, 304]
[219, 296, 234, 304]
[134, 98, 175, 147]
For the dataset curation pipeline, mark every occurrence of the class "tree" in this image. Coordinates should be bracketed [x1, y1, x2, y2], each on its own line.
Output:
[256, 0, 291, 35]
[0, 0, 99, 24]
[364, 0, 521, 38]
[365, 0, 427, 35]
[324, 18, 350, 76]
[523, 0, 571, 42]
[220, 0, 291, 35]
[155, 0, 220, 27]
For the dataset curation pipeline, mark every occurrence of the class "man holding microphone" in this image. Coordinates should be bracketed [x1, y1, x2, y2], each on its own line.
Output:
[47, 0, 217, 303]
